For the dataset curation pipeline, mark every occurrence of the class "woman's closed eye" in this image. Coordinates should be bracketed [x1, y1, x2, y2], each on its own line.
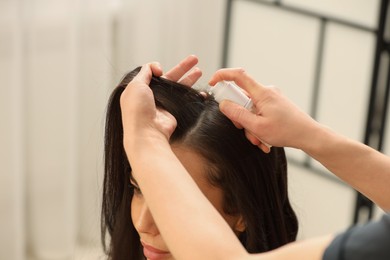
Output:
[129, 181, 142, 196]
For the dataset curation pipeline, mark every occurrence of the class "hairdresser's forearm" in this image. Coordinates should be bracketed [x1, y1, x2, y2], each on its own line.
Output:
[125, 138, 249, 260]
[301, 123, 390, 211]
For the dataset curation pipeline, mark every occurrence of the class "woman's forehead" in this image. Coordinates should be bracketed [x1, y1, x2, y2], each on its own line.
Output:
[171, 145, 208, 178]
[171, 144, 225, 212]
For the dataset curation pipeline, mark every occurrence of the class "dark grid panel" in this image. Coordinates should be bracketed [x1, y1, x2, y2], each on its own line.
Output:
[222, 0, 390, 224]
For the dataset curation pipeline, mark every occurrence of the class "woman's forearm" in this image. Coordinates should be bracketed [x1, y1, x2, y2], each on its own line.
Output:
[126, 138, 249, 260]
[255, 235, 333, 260]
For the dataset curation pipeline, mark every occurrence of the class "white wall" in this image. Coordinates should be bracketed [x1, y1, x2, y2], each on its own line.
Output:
[1, 0, 225, 259]
[114, 0, 225, 82]
[1, 0, 113, 259]
[226, 0, 381, 238]
[0, 1, 25, 259]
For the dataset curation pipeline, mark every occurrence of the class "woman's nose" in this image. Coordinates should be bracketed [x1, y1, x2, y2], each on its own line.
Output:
[134, 203, 159, 235]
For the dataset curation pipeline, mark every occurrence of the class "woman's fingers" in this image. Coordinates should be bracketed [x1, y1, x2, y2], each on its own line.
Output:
[163, 55, 200, 86]
[150, 62, 163, 77]
[156, 108, 177, 140]
[121, 64, 156, 120]
[129, 62, 162, 87]
[121, 62, 177, 142]
[178, 67, 202, 87]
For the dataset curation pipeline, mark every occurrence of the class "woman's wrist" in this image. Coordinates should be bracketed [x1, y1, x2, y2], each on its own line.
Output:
[124, 131, 171, 160]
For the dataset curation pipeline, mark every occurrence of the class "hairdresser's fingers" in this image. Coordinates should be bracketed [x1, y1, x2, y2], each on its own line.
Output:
[258, 143, 272, 153]
[232, 120, 243, 129]
[178, 67, 202, 87]
[220, 100, 262, 128]
[163, 55, 199, 82]
[220, 100, 267, 138]
[245, 130, 261, 146]
[244, 130, 272, 152]
[209, 68, 265, 96]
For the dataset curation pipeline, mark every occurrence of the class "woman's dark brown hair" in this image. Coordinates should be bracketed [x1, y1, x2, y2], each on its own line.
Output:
[102, 67, 298, 259]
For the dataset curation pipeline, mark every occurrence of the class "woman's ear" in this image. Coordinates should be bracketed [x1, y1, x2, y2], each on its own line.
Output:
[234, 216, 246, 233]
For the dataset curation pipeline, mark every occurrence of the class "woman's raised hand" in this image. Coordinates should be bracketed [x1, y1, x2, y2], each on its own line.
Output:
[163, 54, 202, 87]
[120, 63, 177, 157]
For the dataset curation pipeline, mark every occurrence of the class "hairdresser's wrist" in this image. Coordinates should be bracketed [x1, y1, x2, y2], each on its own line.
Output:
[299, 122, 339, 159]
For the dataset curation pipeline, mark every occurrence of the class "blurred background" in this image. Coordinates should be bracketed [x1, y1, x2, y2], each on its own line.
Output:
[1, 0, 389, 259]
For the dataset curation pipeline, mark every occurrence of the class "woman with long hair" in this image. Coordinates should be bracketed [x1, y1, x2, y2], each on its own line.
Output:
[101, 62, 298, 259]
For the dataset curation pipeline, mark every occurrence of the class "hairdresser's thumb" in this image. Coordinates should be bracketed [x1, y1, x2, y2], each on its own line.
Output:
[219, 100, 258, 130]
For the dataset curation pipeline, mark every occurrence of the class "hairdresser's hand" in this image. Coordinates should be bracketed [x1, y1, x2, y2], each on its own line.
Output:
[163, 55, 202, 87]
[209, 68, 320, 153]
[120, 63, 177, 155]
